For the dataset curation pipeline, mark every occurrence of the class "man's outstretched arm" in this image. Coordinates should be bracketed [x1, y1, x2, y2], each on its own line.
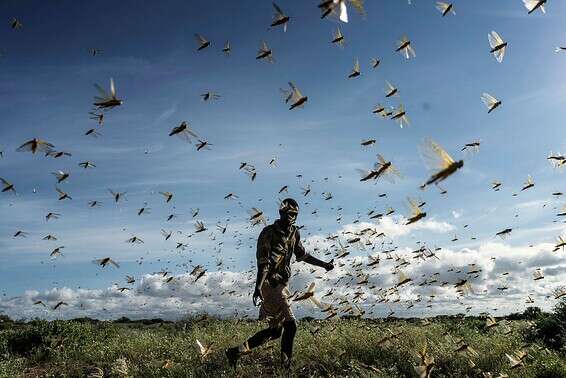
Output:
[302, 254, 334, 271]
[293, 231, 334, 271]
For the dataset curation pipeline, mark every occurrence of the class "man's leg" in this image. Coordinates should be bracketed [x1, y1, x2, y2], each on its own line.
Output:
[247, 325, 283, 348]
[226, 326, 283, 368]
[280, 319, 297, 369]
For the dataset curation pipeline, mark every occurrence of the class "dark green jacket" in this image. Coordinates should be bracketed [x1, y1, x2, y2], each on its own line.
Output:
[256, 220, 309, 285]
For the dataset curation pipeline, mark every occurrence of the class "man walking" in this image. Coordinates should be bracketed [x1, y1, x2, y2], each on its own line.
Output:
[226, 198, 334, 370]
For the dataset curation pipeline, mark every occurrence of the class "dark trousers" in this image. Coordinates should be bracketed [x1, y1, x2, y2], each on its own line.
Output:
[245, 319, 297, 361]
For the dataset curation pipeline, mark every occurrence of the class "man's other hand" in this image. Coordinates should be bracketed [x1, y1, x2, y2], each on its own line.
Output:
[253, 286, 264, 306]
[324, 260, 334, 272]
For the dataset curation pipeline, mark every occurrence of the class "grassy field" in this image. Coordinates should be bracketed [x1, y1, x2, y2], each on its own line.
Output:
[0, 315, 565, 377]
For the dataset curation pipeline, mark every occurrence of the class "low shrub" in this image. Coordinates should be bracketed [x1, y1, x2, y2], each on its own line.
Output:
[525, 299, 566, 351]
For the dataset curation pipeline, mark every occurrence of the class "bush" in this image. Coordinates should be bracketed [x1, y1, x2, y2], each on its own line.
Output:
[523, 306, 543, 320]
[6, 329, 45, 356]
[0, 315, 14, 331]
[0, 314, 12, 323]
[526, 300, 566, 350]
[71, 317, 100, 324]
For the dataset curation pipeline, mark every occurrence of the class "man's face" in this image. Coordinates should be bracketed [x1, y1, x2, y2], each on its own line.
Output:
[280, 208, 298, 226]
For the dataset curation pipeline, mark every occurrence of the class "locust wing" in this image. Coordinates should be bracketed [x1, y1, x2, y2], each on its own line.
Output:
[353, 57, 360, 72]
[419, 138, 455, 172]
[407, 197, 422, 217]
[436, 2, 455, 15]
[349, 0, 366, 16]
[93, 82, 111, 102]
[488, 31, 504, 49]
[523, 0, 545, 13]
[481, 92, 498, 109]
[195, 34, 208, 45]
[288, 82, 304, 104]
[488, 31, 506, 62]
[385, 80, 398, 96]
[110, 78, 116, 97]
[273, 2, 285, 17]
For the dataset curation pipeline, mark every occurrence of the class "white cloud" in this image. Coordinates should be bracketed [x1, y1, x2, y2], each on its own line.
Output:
[309, 217, 455, 243]
[2, 240, 563, 322]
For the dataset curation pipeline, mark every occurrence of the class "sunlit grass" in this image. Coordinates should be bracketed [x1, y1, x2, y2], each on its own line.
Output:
[0, 317, 564, 377]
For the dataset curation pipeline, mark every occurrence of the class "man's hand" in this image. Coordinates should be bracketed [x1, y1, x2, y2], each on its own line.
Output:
[253, 286, 264, 306]
[324, 259, 334, 272]
[253, 266, 269, 306]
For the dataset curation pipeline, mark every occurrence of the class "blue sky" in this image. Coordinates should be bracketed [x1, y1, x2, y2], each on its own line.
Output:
[1, 0, 566, 320]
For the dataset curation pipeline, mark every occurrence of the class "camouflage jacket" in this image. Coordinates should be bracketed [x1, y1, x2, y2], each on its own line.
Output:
[256, 220, 310, 286]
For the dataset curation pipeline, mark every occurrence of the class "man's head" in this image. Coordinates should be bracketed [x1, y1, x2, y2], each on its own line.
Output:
[279, 198, 299, 227]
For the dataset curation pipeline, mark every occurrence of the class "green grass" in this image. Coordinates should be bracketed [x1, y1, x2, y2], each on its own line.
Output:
[0, 316, 564, 377]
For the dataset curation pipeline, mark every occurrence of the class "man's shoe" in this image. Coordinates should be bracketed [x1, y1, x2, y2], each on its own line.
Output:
[226, 347, 240, 369]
